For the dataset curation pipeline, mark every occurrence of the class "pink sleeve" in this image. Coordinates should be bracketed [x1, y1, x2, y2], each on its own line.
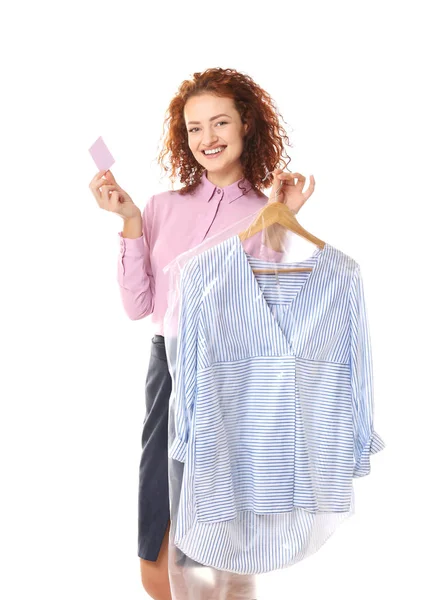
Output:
[117, 195, 156, 320]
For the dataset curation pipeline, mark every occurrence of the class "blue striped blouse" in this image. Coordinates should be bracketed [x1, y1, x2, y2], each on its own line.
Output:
[168, 235, 386, 574]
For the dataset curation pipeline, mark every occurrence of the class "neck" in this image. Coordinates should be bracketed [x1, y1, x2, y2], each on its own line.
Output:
[205, 165, 244, 189]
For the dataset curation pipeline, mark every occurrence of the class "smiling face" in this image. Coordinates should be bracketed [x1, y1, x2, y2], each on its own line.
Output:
[184, 93, 249, 184]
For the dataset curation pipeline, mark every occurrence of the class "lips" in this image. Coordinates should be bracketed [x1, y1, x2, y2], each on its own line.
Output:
[202, 146, 226, 155]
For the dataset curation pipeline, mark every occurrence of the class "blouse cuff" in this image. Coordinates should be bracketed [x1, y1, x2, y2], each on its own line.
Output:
[118, 231, 144, 256]
[353, 430, 386, 478]
[169, 437, 188, 463]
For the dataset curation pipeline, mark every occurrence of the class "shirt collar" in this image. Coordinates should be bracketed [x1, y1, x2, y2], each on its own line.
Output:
[199, 170, 253, 204]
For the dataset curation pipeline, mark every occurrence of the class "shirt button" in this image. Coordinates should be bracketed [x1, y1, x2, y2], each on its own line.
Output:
[217, 189, 221, 194]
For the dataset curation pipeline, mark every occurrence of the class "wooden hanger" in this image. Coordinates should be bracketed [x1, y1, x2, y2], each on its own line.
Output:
[238, 200, 326, 274]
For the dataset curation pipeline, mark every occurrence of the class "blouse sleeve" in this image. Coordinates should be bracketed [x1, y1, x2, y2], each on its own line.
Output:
[168, 258, 203, 463]
[117, 194, 155, 320]
[349, 265, 386, 478]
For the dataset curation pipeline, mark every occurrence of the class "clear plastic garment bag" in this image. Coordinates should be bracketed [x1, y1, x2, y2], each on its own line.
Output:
[162, 207, 386, 599]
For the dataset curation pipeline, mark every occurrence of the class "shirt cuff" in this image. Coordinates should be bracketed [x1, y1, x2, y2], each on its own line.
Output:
[118, 231, 144, 257]
[353, 430, 386, 478]
[169, 437, 188, 463]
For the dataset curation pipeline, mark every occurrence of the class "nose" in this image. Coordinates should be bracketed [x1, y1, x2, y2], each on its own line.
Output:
[202, 130, 219, 147]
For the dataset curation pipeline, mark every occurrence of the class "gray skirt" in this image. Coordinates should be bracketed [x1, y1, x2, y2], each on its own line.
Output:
[138, 335, 171, 561]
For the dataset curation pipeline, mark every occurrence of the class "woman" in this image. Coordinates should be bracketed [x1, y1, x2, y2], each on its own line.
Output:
[89, 67, 315, 600]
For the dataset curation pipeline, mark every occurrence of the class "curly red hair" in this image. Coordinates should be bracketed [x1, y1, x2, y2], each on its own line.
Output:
[156, 67, 294, 196]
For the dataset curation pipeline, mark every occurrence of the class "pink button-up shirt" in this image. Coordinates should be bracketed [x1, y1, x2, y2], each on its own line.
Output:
[117, 170, 276, 336]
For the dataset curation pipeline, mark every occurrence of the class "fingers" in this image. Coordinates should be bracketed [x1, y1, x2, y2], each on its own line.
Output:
[107, 189, 121, 212]
[273, 171, 305, 185]
[284, 172, 306, 185]
[303, 175, 316, 200]
[89, 168, 120, 207]
[91, 182, 118, 208]
[101, 184, 119, 206]
[103, 170, 117, 185]
[270, 171, 315, 209]
[89, 169, 108, 186]
[89, 169, 117, 188]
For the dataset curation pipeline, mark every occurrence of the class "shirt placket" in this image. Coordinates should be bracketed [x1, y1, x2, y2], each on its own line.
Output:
[201, 187, 224, 242]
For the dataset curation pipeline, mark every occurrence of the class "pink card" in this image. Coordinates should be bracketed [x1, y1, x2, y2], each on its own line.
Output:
[88, 136, 115, 171]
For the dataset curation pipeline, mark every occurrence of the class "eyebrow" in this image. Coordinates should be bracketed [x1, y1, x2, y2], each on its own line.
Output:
[187, 113, 231, 125]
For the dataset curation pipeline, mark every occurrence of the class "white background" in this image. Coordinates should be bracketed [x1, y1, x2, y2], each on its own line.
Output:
[1, 0, 439, 598]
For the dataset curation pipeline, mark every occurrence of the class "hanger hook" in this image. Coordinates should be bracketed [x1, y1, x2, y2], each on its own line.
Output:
[262, 168, 285, 199]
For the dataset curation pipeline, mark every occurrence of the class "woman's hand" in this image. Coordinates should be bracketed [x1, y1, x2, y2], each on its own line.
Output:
[89, 170, 141, 221]
[268, 168, 315, 214]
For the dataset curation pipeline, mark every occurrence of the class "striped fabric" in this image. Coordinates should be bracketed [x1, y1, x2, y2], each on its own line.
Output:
[168, 235, 386, 574]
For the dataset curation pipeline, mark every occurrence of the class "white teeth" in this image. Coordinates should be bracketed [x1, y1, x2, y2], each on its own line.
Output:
[203, 146, 225, 155]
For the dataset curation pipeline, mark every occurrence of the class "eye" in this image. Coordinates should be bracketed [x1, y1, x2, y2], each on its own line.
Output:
[188, 121, 228, 134]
